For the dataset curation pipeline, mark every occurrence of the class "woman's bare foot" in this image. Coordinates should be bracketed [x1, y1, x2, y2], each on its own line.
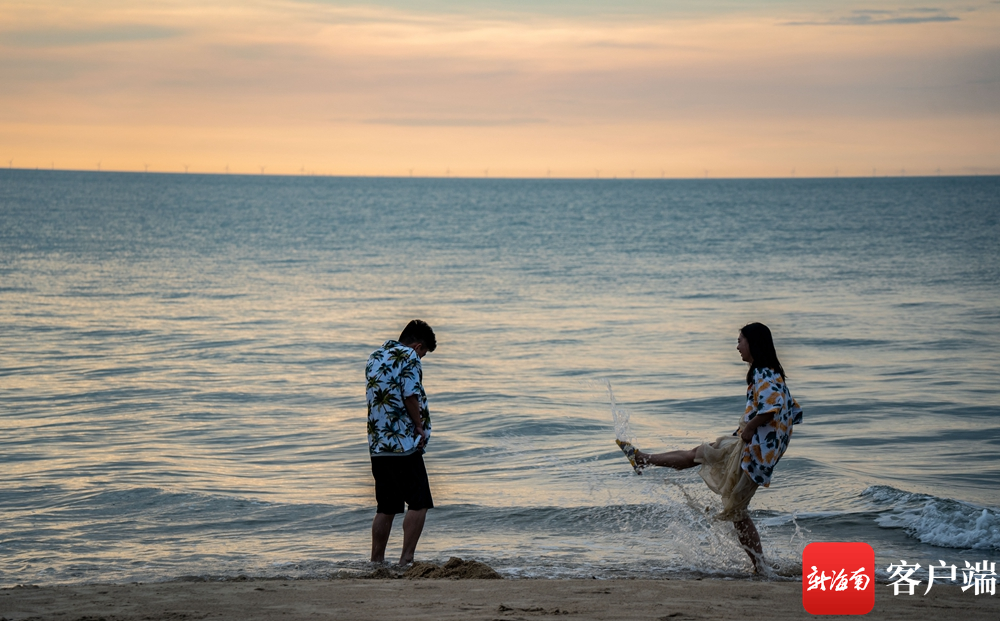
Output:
[615, 439, 645, 475]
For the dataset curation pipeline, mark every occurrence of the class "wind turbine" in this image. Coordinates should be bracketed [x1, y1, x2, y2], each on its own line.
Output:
[144, 164, 149, 173]
[595, 169, 600, 179]
[184, 164, 189, 174]
[97, 162, 101, 172]
[630, 169, 635, 178]
[409, 168, 414, 177]
[260, 166, 265, 175]
[484, 168, 489, 178]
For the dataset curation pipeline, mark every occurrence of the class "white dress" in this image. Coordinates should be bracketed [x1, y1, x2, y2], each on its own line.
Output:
[694, 427, 758, 522]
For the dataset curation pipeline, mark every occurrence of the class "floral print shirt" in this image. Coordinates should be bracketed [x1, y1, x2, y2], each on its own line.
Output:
[740, 367, 803, 487]
[366, 340, 430, 456]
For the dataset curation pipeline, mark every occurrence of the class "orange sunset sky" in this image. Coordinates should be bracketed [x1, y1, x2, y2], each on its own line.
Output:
[2, 0, 998, 178]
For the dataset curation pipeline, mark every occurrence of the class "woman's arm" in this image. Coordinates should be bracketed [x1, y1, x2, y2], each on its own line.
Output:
[741, 368, 784, 443]
[740, 411, 774, 443]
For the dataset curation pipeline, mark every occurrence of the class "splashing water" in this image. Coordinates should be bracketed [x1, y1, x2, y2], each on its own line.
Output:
[601, 380, 808, 578]
[603, 380, 635, 443]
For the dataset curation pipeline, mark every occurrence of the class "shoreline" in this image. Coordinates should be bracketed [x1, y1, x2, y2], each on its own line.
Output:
[3, 577, 996, 620]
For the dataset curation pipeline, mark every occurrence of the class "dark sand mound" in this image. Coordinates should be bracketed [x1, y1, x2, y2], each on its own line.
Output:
[404, 557, 502, 579]
[362, 556, 501, 579]
[364, 566, 400, 579]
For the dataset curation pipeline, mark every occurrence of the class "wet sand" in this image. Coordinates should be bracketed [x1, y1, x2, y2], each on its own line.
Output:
[3, 577, 997, 620]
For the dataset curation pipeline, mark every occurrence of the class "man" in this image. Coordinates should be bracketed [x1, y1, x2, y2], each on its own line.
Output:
[365, 319, 437, 565]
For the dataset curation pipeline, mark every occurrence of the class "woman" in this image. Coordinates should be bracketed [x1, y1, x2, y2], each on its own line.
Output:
[616, 322, 803, 572]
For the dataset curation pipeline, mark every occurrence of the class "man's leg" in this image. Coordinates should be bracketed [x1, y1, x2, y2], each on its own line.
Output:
[734, 515, 764, 572]
[398, 507, 427, 565]
[371, 512, 395, 563]
[635, 447, 699, 470]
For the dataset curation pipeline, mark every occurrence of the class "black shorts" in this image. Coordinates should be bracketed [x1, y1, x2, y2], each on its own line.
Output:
[370, 452, 434, 514]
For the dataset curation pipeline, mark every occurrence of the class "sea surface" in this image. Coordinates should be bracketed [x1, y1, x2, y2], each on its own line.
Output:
[0, 170, 998, 585]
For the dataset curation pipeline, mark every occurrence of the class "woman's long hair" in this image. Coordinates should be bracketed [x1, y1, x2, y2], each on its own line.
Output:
[741, 322, 786, 384]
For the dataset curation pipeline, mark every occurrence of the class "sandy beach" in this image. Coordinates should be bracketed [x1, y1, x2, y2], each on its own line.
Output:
[3, 576, 996, 621]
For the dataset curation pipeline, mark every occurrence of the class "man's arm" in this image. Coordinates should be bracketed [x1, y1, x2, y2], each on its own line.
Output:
[404, 394, 427, 448]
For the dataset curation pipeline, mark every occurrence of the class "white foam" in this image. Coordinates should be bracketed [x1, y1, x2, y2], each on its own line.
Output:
[864, 486, 1000, 550]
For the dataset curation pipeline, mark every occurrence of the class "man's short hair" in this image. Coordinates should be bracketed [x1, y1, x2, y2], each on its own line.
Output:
[399, 319, 437, 352]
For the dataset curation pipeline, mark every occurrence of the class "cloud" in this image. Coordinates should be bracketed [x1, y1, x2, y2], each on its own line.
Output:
[362, 117, 547, 126]
[583, 40, 661, 49]
[288, 0, 720, 19]
[785, 8, 960, 26]
[0, 25, 182, 48]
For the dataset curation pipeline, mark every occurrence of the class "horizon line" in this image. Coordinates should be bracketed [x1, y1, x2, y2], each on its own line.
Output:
[3, 167, 999, 181]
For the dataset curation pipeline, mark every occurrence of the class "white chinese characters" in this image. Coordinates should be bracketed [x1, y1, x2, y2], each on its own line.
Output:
[886, 560, 997, 596]
[962, 561, 998, 596]
[807, 566, 871, 592]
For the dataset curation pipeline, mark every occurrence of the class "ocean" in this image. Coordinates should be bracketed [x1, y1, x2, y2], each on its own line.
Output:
[1, 170, 997, 585]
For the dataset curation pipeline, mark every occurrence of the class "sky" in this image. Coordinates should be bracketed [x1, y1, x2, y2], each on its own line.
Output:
[1, 0, 998, 177]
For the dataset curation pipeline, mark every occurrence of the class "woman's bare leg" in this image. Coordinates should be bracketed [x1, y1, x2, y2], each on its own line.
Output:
[634, 447, 699, 470]
[734, 515, 764, 572]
